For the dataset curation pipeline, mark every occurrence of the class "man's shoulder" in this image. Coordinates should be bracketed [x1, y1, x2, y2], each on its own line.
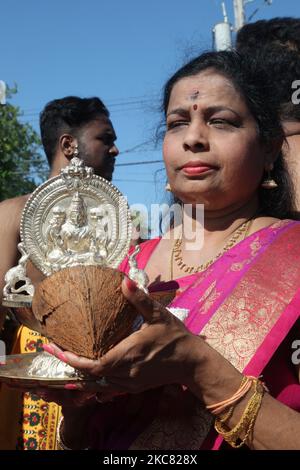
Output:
[0, 194, 30, 215]
[0, 194, 30, 229]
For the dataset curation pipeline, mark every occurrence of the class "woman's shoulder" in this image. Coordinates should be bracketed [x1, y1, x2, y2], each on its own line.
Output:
[249, 216, 298, 236]
[128, 237, 161, 253]
[248, 217, 281, 235]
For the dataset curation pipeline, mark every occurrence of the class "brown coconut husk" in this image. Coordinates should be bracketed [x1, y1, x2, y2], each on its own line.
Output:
[31, 265, 138, 359]
[13, 265, 177, 360]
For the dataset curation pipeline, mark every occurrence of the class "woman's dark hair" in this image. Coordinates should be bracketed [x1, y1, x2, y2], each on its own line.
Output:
[162, 50, 295, 219]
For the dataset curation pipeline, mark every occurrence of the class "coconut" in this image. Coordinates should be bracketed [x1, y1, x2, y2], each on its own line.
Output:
[31, 265, 137, 359]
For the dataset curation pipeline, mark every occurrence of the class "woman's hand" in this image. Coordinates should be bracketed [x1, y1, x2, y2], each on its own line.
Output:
[43, 277, 204, 396]
[6, 379, 97, 408]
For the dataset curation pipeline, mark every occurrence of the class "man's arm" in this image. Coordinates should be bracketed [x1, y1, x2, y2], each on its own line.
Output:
[0, 195, 28, 330]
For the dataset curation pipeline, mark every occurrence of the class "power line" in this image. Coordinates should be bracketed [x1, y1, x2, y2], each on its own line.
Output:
[18, 104, 157, 123]
[118, 140, 154, 155]
[115, 160, 163, 167]
[18, 94, 160, 117]
[20, 105, 154, 118]
[9, 159, 164, 174]
[106, 94, 160, 105]
[118, 149, 160, 156]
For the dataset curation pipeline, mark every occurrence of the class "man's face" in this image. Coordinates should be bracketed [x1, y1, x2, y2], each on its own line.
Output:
[78, 117, 119, 180]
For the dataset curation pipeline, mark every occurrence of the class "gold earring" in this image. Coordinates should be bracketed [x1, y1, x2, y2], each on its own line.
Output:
[261, 164, 278, 189]
[165, 183, 172, 192]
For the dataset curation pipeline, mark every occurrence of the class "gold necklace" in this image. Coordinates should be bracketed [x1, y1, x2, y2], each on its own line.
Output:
[170, 218, 252, 279]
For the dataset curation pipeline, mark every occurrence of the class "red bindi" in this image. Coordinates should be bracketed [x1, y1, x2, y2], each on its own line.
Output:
[193, 104, 198, 111]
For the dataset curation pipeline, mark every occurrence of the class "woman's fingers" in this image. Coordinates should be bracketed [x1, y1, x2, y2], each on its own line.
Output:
[42, 341, 117, 378]
[43, 342, 63, 356]
[62, 378, 129, 404]
[57, 351, 98, 370]
[64, 377, 126, 394]
[122, 277, 173, 323]
[42, 343, 101, 376]
[37, 277, 177, 384]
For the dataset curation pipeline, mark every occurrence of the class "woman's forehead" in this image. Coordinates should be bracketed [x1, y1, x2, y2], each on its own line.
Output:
[169, 71, 240, 106]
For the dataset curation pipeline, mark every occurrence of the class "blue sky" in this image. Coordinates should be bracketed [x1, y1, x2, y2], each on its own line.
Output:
[1, 0, 299, 208]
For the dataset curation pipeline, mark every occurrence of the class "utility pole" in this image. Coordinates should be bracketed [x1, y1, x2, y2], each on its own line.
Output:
[213, 1, 272, 50]
[233, 0, 246, 31]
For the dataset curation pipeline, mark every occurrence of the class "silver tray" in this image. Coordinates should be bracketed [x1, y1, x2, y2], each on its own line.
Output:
[0, 352, 91, 388]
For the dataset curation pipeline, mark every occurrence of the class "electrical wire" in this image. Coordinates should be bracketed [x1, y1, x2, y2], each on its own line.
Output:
[115, 160, 163, 167]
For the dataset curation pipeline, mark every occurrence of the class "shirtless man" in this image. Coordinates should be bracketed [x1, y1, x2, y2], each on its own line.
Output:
[0, 96, 118, 450]
[0, 96, 119, 330]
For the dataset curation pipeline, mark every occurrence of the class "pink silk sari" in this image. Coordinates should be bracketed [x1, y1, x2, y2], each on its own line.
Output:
[89, 220, 300, 450]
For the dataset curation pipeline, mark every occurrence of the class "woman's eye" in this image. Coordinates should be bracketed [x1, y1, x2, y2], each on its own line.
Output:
[167, 121, 188, 130]
[209, 118, 237, 128]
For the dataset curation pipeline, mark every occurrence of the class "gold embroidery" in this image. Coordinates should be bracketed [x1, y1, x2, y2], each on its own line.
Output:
[130, 386, 213, 450]
[250, 238, 262, 257]
[203, 223, 300, 372]
[130, 221, 300, 450]
[198, 281, 221, 315]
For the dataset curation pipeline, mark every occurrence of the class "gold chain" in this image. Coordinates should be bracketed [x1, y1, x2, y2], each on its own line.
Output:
[170, 218, 252, 279]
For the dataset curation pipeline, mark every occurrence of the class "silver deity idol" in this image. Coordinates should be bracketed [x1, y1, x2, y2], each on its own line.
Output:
[1, 156, 150, 384]
[2, 156, 139, 307]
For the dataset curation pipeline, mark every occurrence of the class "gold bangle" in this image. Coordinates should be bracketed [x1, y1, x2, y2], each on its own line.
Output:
[214, 378, 265, 448]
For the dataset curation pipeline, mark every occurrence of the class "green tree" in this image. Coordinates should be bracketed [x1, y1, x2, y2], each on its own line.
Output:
[0, 86, 48, 201]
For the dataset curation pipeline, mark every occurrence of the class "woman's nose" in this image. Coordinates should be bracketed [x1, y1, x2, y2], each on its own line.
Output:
[183, 124, 209, 152]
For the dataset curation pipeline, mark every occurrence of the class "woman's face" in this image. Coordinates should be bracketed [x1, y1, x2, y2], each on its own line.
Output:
[163, 70, 267, 210]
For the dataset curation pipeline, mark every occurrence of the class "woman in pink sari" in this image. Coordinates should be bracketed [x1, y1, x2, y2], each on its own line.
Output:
[42, 51, 300, 450]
